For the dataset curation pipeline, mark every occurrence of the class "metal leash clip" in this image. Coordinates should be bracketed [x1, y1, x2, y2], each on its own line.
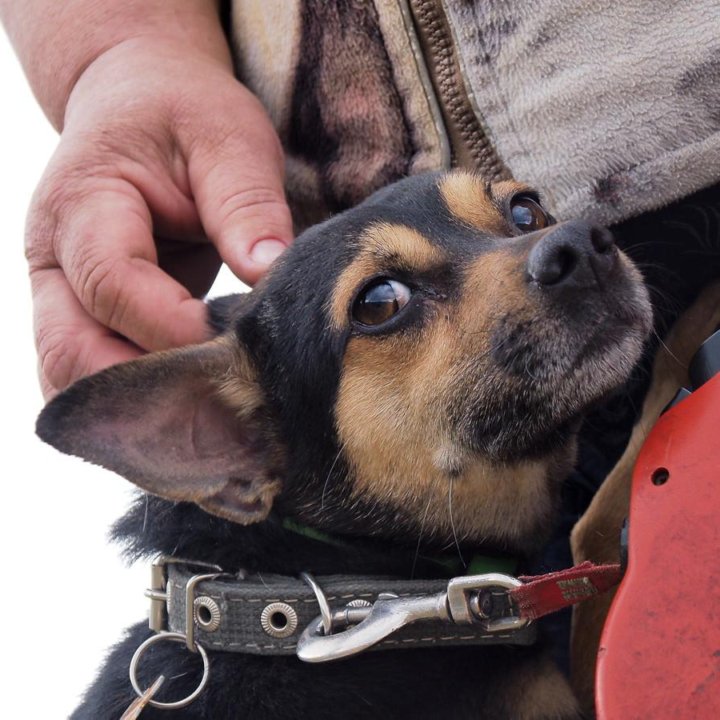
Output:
[296, 572, 529, 663]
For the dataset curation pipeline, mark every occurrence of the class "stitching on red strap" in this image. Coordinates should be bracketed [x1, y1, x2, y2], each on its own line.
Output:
[511, 561, 623, 621]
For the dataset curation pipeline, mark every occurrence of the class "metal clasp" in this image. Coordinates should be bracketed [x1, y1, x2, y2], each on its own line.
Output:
[144, 555, 223, 636]
[446, 572, 528, 633]
[296, 572, 529, 663]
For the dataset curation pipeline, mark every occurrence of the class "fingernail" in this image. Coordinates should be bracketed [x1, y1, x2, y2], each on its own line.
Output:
[249, 239, 287, 266]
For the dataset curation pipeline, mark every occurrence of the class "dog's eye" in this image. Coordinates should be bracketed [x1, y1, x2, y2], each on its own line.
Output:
[510, 196, 549, 232]
[353, 279, 411, 326]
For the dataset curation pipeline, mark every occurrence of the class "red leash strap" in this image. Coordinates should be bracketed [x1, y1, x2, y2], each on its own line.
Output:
[510, 561, 623, 621]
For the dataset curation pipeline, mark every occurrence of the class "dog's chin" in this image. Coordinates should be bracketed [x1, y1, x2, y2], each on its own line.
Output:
[467, 310, 650, 462]
[465, 406, 582, 463]
[546, 315, 649, 405]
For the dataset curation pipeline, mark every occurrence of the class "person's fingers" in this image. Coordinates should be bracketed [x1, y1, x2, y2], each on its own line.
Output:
[30, 182, 209, 354]
[31, 266, 143, 398]
[185, 87, 294, 286]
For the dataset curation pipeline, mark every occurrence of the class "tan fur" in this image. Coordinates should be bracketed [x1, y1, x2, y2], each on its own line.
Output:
[328, 222, 445, 330]
[215, 336, 265, 417]
[335, 247, 559, 544]
[438, 171, 531, 234]
[461, 247, 529, 316]
[438, 171, 502, 233]
[570, 281, 720, 712]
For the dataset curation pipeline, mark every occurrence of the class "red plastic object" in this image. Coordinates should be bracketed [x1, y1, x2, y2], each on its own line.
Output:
[596, 373, 720, 719]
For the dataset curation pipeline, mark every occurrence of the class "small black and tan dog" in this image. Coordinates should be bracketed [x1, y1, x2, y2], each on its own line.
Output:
[38, 171, 651, 719]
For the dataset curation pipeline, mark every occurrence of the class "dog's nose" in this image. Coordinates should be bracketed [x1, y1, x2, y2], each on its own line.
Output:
[526, 220, 617, 289]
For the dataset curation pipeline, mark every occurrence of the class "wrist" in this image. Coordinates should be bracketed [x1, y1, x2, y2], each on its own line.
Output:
[64, 34, 234, 130]
[1, 0, 231, 130]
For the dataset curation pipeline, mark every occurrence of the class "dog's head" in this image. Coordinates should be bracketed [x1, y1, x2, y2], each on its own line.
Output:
[37, 172, 651, 554]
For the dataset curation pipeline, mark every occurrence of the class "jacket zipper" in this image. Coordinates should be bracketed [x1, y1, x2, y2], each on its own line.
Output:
[407, 0, 510, 180]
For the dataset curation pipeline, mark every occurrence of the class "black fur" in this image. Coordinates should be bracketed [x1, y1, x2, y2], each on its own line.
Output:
[74, 621, 570, 720]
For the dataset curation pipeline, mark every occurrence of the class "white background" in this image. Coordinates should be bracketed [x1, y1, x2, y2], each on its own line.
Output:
[0, 29, 240, 718]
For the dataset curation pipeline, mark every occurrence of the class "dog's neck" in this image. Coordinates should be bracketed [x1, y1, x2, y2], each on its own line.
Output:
[273, 439, 574, 562]
[112, 495, 519, 580]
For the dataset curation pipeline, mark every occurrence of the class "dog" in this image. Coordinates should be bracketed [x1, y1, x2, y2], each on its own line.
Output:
[37, 170, 651, 719]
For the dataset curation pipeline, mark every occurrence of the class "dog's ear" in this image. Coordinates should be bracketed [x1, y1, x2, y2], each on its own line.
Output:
[36, 338, 283, 525]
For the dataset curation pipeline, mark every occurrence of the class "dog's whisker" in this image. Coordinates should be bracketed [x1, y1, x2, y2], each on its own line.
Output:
[257, 572, 270, 590]
[142, 494, 149, 534]
[169, 672, 191, 681]
[652, 328, 685, 369]
[627, 397, 641, 421]
[635, 262, 689, 289]
[321, 445, 346, 511]
[620, 239, 667, 254]
[524, 355, 538, 382]
[447, 477, 466, 569]
[410, 492, 434, 579]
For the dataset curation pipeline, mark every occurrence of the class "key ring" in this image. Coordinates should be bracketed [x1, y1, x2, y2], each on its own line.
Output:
[129, 632, 210, 710]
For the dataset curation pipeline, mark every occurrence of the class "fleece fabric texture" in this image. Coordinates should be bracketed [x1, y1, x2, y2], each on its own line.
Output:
[442, 0, 720, 225]
[228, 0, 720, 229]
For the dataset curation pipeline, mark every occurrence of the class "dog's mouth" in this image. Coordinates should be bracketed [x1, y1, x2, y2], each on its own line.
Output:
[459, 267, 652, 460]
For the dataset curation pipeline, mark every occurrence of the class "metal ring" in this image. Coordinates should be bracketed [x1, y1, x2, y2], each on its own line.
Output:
[300, 572, 333, 635]
[194, 596, 222, 632]
[260, 602, 299, 638]
[346, 599, 373, 609]
[129, 632, 210, 710]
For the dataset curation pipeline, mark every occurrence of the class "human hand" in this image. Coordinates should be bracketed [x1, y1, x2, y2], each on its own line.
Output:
[26, 38, 293, 398]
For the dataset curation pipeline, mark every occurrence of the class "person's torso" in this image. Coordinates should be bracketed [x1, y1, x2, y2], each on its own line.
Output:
[228, 0, 720, 229]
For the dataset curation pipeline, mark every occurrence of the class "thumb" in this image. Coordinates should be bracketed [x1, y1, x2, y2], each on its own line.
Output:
[187, 90, 294, 286]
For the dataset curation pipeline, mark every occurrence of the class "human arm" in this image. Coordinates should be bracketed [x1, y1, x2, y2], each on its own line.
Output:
[1, 0, 293, 396]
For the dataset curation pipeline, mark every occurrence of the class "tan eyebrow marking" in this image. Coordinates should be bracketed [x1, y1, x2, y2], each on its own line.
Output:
[439, 171, 503, 232]
[439, 172, 533, 234]
[327, 222, 445, 330]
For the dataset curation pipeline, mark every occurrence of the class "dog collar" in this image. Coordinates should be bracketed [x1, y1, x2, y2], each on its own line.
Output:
[131, 555, 621, 711]
[142, 556, 621, 659]
[145, 556, 537, 658]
